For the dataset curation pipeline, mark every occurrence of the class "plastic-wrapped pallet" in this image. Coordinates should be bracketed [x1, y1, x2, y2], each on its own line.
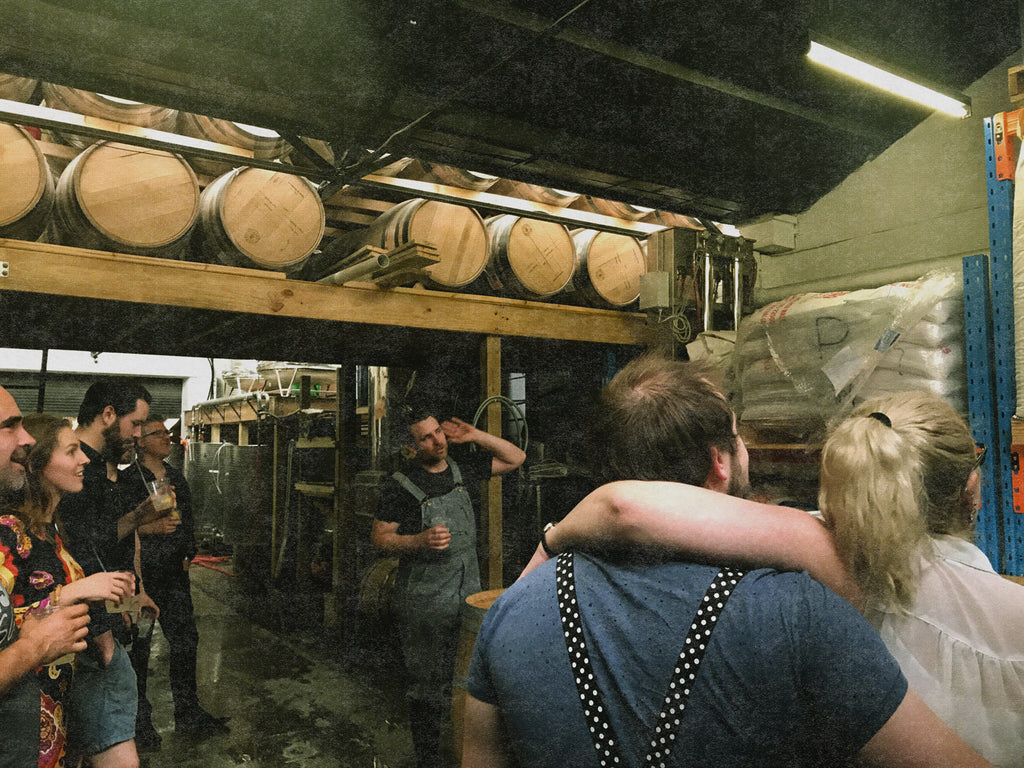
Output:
[734, 270, 964, 439]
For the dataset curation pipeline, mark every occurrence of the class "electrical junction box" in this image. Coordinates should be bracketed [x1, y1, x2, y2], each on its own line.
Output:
[639, 271, 672, 311]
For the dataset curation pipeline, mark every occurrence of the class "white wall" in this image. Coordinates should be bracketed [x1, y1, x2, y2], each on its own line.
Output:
[0, 348, 217, 415]
[750, 50, 1021, 303]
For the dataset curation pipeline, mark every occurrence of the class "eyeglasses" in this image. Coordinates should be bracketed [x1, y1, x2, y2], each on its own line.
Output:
[140, 429, 170, 439]
[970, 441, 987, 473]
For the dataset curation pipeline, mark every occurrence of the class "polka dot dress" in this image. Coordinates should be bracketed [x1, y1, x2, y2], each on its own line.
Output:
[556, 552, 745, 768]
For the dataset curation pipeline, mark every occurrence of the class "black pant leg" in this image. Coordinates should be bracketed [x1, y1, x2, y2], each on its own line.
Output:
[148, 573, 202, 723]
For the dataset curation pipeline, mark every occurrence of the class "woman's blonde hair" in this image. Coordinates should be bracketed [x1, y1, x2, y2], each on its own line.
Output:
[818, 390, 977, 610]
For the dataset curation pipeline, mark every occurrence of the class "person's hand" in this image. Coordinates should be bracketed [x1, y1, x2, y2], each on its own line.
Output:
[440, 417, 477, 445]
[61, 571, 135, 605]
[92, 630, 115, 666]
[138, 515, 182, 536]
[517, 542, 550, 580]
[420, 524, 452, 551]
[131, 493, 175, 529]
[19, 603, 89, 665]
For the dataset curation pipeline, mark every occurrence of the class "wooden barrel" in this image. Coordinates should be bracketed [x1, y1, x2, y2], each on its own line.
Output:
[489, 178, 580, 206]
[419, 162, 497, 192]
[42, 85, 178, 149]
[176, 112, 288, 174]
[367, 198, 489, 289]
[571, 194, 653, 221]
[570, 228, 646, 308]
[53, 142, 199, 257]
[450, 588, 504, 767]
[356, 557, 399, 624]
[192, 167, 325, 271]
[484, 214, 575, 299]
[0, 122, 54, 240]
[0, 73, 39, 102]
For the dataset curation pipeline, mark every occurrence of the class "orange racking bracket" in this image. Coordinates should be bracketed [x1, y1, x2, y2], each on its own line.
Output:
[994, 109, 1024, 180]
[1012, 445, 1024, 514]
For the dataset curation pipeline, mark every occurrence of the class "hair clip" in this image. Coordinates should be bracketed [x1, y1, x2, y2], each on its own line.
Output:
[867, 411, 892, 428]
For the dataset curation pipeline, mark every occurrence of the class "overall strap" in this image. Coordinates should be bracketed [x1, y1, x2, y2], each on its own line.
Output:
[392, 471, 427, 504]
[555, 552, 745, 768]
[447, 457, 463, 486]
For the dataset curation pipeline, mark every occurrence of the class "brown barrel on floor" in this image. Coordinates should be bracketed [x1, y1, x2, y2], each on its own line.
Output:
[367, 198, 489, 289]
[450, 588, 504, 767]
[52, 141, 199, 257]
[192, 166, 325, 271]
[570, 228, 646, 308]
[0, 122, 54, 240]
[483, 214, 576, 299]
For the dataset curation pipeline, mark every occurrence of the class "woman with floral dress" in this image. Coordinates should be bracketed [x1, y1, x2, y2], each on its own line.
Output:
[0, 413, 133, 768]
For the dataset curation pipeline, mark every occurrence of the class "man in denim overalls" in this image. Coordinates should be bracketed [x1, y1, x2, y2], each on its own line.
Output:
[372, 407, 524, 768]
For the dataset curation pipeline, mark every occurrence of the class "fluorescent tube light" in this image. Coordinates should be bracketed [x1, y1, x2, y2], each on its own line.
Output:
[807, 40, 970, 118]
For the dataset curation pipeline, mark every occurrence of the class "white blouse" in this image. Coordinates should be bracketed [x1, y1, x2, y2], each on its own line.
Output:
[866, 535, 1024, 767]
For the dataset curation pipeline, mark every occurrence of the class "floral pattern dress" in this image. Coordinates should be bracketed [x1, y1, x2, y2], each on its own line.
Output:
[0, 513, 85, 768]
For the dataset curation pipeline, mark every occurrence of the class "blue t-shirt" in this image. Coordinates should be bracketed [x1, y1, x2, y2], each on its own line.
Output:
[467, 554, 907, 768]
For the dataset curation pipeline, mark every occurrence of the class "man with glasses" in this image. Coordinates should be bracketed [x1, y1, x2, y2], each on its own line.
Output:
[120, 414, 228, 747]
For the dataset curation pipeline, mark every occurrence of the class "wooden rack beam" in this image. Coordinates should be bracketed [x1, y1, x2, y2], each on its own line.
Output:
[0, 240, 652, 346]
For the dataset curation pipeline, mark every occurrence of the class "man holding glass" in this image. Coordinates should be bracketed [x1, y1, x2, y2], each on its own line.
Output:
[120, 413, 228, 747]
[371, 405, 524, 768]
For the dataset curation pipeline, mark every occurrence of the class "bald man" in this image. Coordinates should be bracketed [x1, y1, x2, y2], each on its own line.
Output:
[0, 385, 90, 768]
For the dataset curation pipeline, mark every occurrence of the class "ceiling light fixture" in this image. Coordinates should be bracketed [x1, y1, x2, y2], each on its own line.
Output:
[807, 40, 971, 118]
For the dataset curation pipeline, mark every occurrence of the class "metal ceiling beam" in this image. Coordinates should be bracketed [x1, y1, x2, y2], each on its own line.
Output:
[457, 0, 891, 142]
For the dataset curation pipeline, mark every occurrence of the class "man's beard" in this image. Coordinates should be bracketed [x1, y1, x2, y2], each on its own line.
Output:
[101, 422, 131, 464]
[0, 464, 25, 494]
[727, 469, 751, 500]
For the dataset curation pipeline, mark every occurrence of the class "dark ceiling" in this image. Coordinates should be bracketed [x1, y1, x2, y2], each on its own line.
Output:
[0, 0, 1019, 224]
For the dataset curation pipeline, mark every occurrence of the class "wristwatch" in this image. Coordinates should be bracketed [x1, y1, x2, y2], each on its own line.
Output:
[541, 522, 557, 557]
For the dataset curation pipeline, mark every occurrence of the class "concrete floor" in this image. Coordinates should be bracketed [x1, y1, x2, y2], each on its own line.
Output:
[138, 565, 414, 768]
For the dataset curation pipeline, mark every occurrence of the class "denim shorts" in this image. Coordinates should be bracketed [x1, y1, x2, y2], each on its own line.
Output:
[67, 640, 138, 755]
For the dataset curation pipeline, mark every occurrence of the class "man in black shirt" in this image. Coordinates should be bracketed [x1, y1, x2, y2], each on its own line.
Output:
[372, 407, 524, 768]
[58, 379, 161, 768]
[120, 413, 228, 746]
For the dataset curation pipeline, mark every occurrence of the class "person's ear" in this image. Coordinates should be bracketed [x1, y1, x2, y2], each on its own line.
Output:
[101, 405, 118, 427]
[401, 443, 417, 461]
[706, 445, 730, 489]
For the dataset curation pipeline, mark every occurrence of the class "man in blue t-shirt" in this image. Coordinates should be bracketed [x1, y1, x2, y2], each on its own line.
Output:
[463, 356, 992, 768]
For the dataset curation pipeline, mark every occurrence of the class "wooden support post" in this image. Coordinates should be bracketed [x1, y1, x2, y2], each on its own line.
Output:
[210, 423, 221, 443]
[480, 335, 503, 589]
[238, 423, 249, 446]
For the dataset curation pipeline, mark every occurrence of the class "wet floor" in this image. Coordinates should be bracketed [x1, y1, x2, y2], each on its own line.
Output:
[139, 565, 414, 768]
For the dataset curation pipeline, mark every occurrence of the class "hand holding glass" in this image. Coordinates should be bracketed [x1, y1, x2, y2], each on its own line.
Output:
[146, 479, 178, 520]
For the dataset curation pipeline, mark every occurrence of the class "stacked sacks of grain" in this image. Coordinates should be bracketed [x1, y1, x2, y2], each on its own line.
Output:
[734, 270, 964, 439]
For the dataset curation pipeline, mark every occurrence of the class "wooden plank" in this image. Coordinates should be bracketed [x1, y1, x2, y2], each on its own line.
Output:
[0, 240, 650, 346]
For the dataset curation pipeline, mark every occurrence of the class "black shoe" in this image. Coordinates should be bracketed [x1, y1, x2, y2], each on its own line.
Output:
[135, 723, 162, 751]
[175, 710, 230, 740]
